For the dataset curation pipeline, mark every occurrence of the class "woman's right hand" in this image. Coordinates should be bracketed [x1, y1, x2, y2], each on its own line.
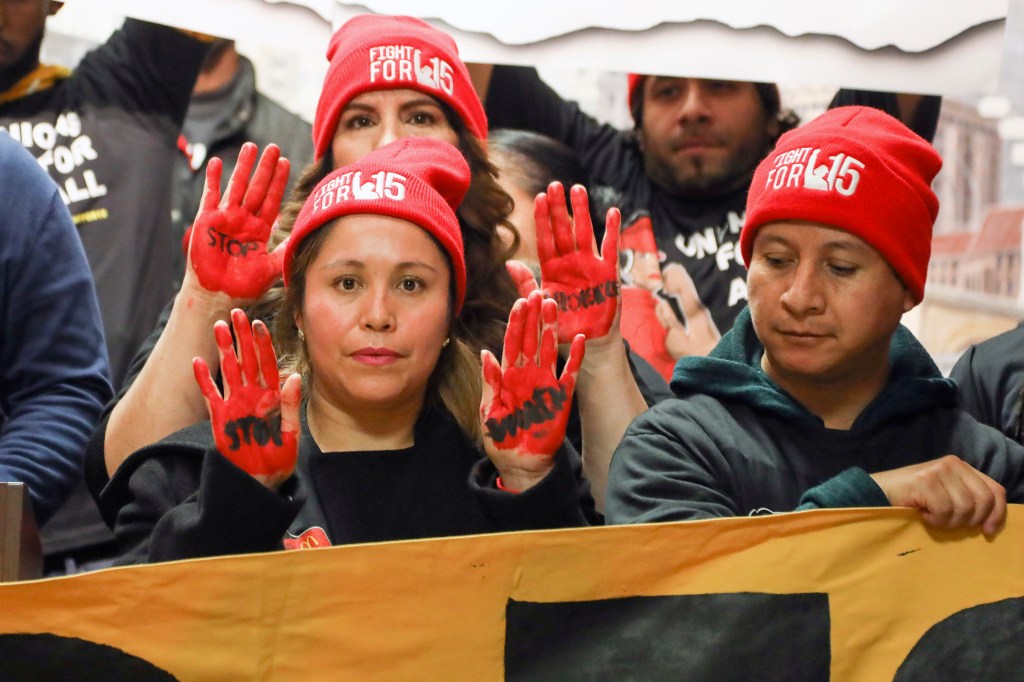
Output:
[193, 308, 302, 490]
[186, 143, 292, 302]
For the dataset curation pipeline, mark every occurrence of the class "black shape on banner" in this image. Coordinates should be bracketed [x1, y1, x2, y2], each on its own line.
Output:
[505, 592, 830, 681]
[0, 633, 178, 681]
[894, 596, 1024, 681]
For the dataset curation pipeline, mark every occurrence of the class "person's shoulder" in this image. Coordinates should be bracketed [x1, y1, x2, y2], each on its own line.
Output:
[0, 132, 63, 214]
[252, 92, 311, 130]
[161, 420, 216, 446]
[942, 404, 1017, 442]
[0, 132, 44, 177]
[950, 323, 1024, 391]
[246, 92, 313, 157]
[589, 126, 641, 160]
[967, 324, 1024, 363]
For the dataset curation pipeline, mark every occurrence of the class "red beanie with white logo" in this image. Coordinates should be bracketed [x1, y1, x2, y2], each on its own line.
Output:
[312, 14, 488, 161]
[740, 106, 942, 303]
[285, 137, 470, 313]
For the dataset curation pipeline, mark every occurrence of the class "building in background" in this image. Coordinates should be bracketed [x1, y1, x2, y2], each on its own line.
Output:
[931, 99, 1002, 236]
[909, 102, 1023, 370]
[919, 206, 1024, 370]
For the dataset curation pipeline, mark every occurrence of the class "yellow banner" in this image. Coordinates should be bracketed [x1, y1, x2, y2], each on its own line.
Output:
[1, 507, 1022, 680]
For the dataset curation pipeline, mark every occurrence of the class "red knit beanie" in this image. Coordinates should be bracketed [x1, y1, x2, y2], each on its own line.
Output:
[312, 14, 488, 161]
[285, 137, 470, 313]
[740, 106, 942, 303]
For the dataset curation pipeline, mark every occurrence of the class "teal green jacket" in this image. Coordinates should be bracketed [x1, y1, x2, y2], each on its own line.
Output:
[606, 308, 1024, 523]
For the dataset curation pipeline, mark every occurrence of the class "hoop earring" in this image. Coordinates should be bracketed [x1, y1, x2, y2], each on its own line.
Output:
[443, 337, 450, 348]
[297, 328, 305, 342]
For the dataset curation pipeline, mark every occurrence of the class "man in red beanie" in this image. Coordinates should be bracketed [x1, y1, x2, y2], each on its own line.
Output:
[472, 65, 939, 364]
[606, 106, 1024, 534]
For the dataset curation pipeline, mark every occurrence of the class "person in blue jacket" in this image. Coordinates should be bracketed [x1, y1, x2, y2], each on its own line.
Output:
[607, 107, 1024, 536]
[0, 130, 111, 523]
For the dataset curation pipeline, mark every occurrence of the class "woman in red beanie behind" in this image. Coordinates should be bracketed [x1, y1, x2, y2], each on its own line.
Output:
[94, 13, 650, 522]
[109, 138, 596, 563]
[96, 14, 521, 485]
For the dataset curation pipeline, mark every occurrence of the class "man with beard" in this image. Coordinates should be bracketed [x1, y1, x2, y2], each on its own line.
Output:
[473, 65, 938, 344]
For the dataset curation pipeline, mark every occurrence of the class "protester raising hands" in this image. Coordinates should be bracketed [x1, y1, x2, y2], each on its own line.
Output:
[108, 137, 596, 565]
[481, 291, 585, 492]
[533, 182, 621, 343]
[193, 308, 302, 490]
[187, 142, 291, 301]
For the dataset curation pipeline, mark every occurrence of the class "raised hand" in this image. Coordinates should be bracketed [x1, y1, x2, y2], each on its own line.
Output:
[534, 182, 621, 343]
[480, 291, 585, 491]
[193, 308, 302, 489]
[188, 143, 291, 301]
[870, 455, 1007, 537]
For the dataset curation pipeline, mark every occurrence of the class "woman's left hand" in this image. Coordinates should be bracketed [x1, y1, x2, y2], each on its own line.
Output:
[480, 291, 584, 491]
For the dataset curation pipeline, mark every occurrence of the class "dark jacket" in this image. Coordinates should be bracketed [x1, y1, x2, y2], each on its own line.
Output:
[105, 407, 598, 564]
[605, 308, 1024, 524]
[0, 19, 208, 389]
[949, 323, 1024, 444]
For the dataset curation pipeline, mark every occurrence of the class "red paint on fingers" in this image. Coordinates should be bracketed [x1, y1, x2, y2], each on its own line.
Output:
[534, 182, 621, 342]
[194, 309, 299, 485]
[188, 144, 290, 301]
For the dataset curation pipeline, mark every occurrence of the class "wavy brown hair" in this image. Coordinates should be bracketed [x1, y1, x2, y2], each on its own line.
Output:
[268, 101, 519, 356]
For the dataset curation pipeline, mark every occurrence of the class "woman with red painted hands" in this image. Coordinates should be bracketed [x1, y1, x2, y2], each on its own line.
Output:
[89, 14, 519, 507]
[109, 138, 595, 564]
[507, 181, 649, 511]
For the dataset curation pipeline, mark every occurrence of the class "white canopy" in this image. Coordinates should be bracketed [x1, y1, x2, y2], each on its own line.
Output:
[69, 0, 1009, 96]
